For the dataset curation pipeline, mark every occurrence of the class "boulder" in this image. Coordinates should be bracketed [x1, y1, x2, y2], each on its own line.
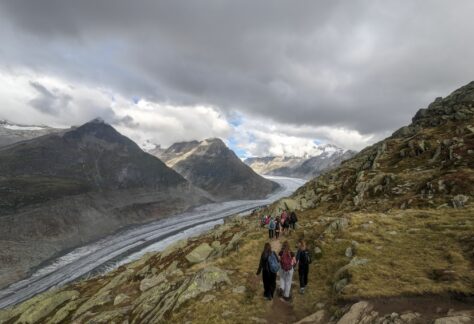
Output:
[114, 293, 130, 306]
[185, 243, 213, 264]
[325, 218, 349, 233]
[140, 273, 167, 292]
[334, 278, 348, 292]
[336, 301, 373, 324]
[452, 195, 469, 208]
[174, 266, 231, 310]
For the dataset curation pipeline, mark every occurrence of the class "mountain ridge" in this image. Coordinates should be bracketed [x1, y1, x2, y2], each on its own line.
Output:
[151, 138, 280, 201]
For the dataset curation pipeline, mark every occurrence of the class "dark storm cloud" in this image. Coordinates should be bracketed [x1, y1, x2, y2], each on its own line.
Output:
[29, 81, 72, 115]
[1, 0, 473, 135]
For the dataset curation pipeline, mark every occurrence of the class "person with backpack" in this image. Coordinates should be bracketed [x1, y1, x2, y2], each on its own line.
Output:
[268, 217, 276, 239]
[260, 215, 267, 227]
[289, 211, 298, 231]
[275, 217, 281, 239]
[256, 242, 279, 300]
[278, 241, 296, 301]
[296, 239, 311, 294]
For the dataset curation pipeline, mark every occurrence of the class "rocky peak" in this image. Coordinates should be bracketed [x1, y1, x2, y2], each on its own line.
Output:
[287, 81, 474, 212]
[394, 82, 474, 137]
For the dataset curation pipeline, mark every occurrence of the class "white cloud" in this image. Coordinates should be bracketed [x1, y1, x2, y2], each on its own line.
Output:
[231, 117, 381, 158]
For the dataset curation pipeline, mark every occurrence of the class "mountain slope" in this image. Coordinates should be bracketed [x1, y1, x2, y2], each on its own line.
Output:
[153, 138, 279, 200]
[283, 82, 474, 212]
[0, 118, 187, 212]
[244, 145, 357, 179]
[0, 119, 209, 289]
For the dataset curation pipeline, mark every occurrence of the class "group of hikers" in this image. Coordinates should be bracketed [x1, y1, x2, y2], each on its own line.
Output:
[256, 209, 311, 302]
[256, 239, 311, 301]
[260, 210, 298, 239]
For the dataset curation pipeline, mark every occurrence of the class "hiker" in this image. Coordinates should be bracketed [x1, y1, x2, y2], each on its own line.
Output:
[268, 217, 276, 239]
[256, 242, 279, 300]
[278, 241, 296, 301]
[296, 239, 311, 294]
[289, 211, 298, 230]
[260, 214, 267, 228]
[275, 216, 281, 239]
[265, 215, 270, 226]
[282, 214, 290, 236]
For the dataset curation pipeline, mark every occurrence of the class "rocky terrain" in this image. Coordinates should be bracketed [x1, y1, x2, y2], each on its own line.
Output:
[151, 138, 279, 200]
[0, 82, 473, 323]
[0, 120, 62, 147]
[245, 145, 356, 180]
[0, 119, 210, 289]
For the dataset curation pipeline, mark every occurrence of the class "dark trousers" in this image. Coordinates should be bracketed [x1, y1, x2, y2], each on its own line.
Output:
[290, 222, 296, 230]
[298, 264, 309, 288]
[262, 270, 277, 298]
[268, 229, 274, 239]
[275, 230, 280, 239]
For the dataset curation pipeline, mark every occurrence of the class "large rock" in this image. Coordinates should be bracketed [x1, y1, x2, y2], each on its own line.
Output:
[174, 266, 231, 309]
[337, 301, 373, 324]
[452, 195, 469, 208]
[185, 243, 213, 264]
[139, 273, 167, 292]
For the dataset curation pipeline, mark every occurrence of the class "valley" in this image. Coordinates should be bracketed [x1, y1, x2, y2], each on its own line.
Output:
[0, 176, 305, 310]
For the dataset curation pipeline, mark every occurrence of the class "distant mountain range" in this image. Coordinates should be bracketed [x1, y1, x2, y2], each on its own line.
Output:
[150, 138, 279, 201]
[0, 120, 63, 147]
[244, 144, 357, 179]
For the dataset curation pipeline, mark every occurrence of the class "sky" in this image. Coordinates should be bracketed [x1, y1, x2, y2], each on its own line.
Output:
[0, 1, 473, 158]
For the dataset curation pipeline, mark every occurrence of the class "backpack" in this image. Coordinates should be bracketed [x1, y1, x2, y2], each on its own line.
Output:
[281, 251, 293, 271]
[269, 219, 275, 230]
[268, 252, 280, 273]
[299, 250, 312, 265]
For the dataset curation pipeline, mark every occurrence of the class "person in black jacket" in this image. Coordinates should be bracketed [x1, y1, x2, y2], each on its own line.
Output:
[296, 239, 310, 294]
[289, 211, 298, 230]
[256, 242, 277, 300]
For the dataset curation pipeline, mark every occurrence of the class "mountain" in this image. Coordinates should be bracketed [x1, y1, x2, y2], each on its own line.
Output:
[280, 82, 474, 212]
[0, 120, 63, 147]
[2, 84, 474, 324]
[244, 144, 357, 179]
[152, 138, 280, 200]
[0, 119, 209, 289]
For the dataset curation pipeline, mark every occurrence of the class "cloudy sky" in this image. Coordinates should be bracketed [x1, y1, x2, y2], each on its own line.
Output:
[0, 1, 473, 157]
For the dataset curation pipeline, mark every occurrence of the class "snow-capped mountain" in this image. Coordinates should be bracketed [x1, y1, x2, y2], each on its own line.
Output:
[0, 120, 63, 147]
[244, 144, 357, 179]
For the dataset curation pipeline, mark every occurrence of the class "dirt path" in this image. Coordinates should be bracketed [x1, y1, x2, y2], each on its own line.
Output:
[264, 238, 298, 324]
